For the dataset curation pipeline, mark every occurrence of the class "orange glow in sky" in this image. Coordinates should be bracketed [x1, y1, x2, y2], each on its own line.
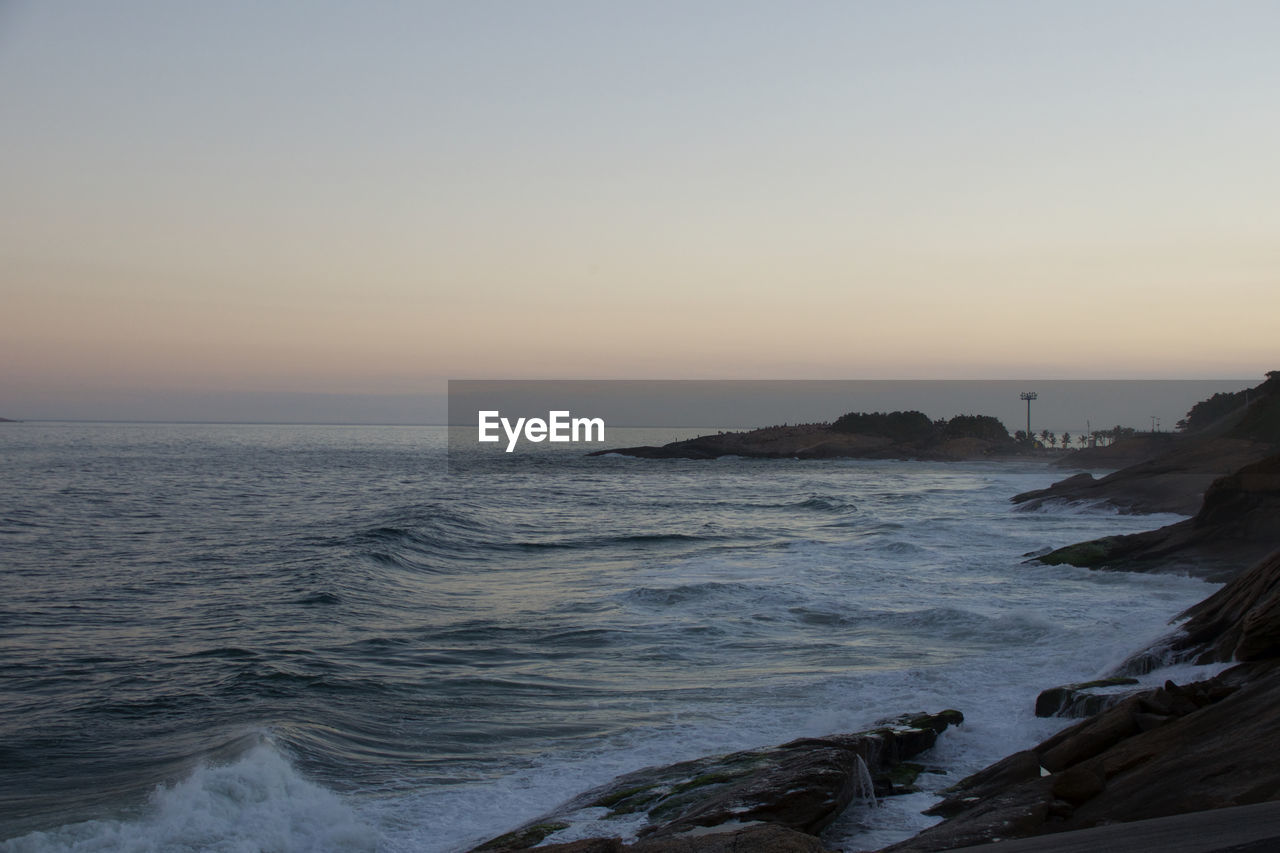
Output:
[2, 2, 1277, 421]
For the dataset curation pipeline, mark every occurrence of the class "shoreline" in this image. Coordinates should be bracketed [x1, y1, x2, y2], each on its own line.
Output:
[477, 377, 1280, 852]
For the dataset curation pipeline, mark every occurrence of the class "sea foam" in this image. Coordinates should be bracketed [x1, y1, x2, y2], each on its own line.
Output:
[1, 744, 375, 853]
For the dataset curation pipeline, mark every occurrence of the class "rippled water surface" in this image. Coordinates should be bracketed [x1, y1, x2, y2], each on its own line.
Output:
[0, 423, 1218, 851]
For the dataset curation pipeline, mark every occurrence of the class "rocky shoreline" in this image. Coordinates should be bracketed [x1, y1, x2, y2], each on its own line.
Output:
[481, 374, 1280, 852]
[472, 712, 963, 853]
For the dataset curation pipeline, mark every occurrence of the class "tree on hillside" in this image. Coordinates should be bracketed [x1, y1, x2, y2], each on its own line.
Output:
[1176, 390, 1248, 432]
[944, 414, 1013, 443]
[831, 410, 935, 442]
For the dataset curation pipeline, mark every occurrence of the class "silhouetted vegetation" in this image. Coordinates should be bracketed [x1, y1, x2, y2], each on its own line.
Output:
[1178, 372, 1280, 434]
[832, 410, 935, 442]
[1178, 390, 1250, 433]
[833, 410, 1014, 446]
[945, 414, 1014, 443]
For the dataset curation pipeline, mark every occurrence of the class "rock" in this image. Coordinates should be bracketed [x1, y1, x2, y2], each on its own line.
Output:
[539, 841, 625, 853]
[469, 711, 963, 850]
[1050, 765, 1105, 805]
[883, 662, 1280, 852]
[1038, 696, 1141, 771]
[1013, 373, 1280, 518]
[895, 785, 1055, 852]
[877, 761, 927, 795]
[1011, 437, 1272, 516]
[1050, 435, 1176, 470]
[1238, 590, 1280, 660]
[633, 737, 865, 838]
[475, 822, 573, 851]
[925, 751, 1042, 818]
[1133, 712, 1172, 732]
[1034, 678, 1141, 718]
[630, 824, 832, 852]
[1116, 548, 1280, 670]
[1031, 453, 1280, 582]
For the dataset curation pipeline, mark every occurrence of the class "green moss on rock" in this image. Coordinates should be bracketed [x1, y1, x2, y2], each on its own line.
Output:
[474, 821, 569, 850]
[668, 771, 736, 795]
[1038, 537, 1124, 567]
[886, 762, 925, 787]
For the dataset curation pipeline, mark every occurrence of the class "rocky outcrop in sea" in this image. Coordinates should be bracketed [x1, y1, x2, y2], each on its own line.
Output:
[1032, 452, 1280, 582]
[469, 711, 963, 852]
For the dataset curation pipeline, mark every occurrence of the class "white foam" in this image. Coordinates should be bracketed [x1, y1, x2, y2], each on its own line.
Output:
[2, 744, 376, 853]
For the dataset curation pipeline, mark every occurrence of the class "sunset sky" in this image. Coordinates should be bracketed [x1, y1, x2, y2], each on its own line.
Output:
[2, 1, 1277, 422]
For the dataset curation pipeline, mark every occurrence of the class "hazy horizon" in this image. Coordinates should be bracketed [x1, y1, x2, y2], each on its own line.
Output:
[3, 2, 1277, 422]
[0, 378, 1259, 438]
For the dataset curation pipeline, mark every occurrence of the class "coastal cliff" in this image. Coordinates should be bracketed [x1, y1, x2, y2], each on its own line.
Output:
[1013, 372, 1280, 516]
[1023, 373, 1280, 581]
[1034, 452, 1280, 582]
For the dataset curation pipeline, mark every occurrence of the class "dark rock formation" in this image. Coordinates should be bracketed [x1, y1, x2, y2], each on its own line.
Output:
[1033, 454, 1280, 581]
[1111, 549, 1280, 673]
[1012, 436, 1273, 516]
[469, 711, 962, 852]
[631, 825, 832, 852]
[1034, 677, 1141, 718]
[1013, 374, 1280, 516]
[882, 664, 1280, 852]
[529, 828, 834, 853]
[1049, 434, 1176, 470]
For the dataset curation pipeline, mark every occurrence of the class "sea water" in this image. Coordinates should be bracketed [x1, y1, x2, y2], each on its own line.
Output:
[0, 423, 1222, 851]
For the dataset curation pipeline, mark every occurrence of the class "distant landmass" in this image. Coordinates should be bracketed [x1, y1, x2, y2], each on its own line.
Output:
[593, 411, 1022, 461]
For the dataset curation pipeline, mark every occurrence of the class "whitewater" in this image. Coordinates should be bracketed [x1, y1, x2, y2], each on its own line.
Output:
[0, 423, 1222, 851]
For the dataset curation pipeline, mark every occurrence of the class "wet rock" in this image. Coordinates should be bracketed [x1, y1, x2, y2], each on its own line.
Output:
[883, 662, 1280, 852]
[1011, 437, 1272, 517]
[539, 840, 625, 853]
[469, 711, 963, 850]
[925, 751, 1042, 819]
[1034, 677, 1141, 718]
[630, 824, 832, 852]
[1028, 453, 1280, 582]
[1118, 548, 1280, 670]
[476, 822, 572, 851]
[1039, 696, 1141, 771]
[876, 761, 927, 796]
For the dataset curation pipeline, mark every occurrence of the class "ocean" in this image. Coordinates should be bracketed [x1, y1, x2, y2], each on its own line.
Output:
[0, 423, 1224, 852]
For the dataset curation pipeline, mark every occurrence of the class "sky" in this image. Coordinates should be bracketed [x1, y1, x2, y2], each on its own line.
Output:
[2, 1, 1277, 422]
